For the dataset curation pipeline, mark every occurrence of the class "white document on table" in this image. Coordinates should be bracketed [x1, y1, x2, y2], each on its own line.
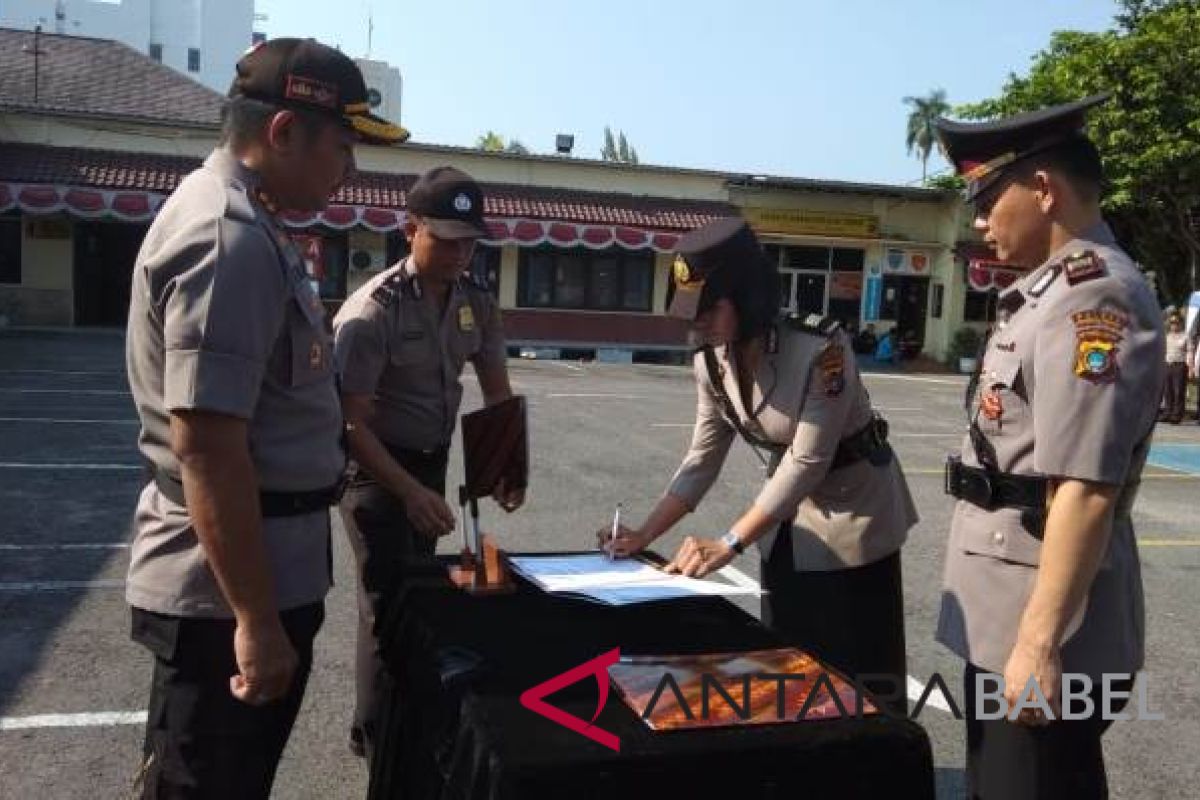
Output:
[505, 553, 762, 606]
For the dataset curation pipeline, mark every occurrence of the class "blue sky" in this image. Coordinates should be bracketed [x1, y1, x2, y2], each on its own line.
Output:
[255, 0, 1119, 186]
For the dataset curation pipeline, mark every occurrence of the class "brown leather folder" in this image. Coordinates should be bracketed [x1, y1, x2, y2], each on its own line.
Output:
[460, 395, 528, 500]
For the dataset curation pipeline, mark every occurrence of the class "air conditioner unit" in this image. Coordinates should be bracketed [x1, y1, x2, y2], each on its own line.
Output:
[351, 249, 376, 271]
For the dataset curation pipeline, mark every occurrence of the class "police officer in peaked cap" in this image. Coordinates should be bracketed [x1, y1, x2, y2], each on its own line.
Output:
[597, 217, 919, 717]
[935, 94, 1163, 799]
[124, 37, 405, 797]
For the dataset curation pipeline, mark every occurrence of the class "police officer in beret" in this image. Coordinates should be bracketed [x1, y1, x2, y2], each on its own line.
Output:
[597, 217, 918, 715]
[935, 95, 1163, 798]
[124, 38, 407, 797]
[333, 165, 522, 758]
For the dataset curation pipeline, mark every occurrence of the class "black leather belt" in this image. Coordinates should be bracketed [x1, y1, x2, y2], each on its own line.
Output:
[944, 456, 1047, 512]
[381, 442, 450, 468]
[831, 416, 892, 471]
[151, 467, 344, 518]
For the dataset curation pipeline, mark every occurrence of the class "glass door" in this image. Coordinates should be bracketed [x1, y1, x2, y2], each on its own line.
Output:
[794, 271, 827, 317]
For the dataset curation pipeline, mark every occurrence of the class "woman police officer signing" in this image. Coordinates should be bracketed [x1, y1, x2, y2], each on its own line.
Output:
[597, 218, 917, 713]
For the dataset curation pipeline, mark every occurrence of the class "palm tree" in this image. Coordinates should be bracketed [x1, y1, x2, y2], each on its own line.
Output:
[903, 89, 951, 182]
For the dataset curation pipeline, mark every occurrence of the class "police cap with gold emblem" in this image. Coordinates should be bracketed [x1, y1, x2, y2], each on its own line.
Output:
[407, 166, 491, 239]
[667, 217, 765, 320]
[934, 93, 1109, 202]
[229, 38, 409, 145]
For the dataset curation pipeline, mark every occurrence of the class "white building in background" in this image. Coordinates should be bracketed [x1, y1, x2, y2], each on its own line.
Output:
[0, 0, 256, 93]
[354, 57, 402, 129]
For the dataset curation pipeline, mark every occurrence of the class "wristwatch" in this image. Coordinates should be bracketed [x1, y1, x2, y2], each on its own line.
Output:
[720, 530, 745, 555]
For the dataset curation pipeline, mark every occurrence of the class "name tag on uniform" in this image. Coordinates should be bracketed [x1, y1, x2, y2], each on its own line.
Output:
[309, 341, 324, 370]
[458, 305, 475, 333]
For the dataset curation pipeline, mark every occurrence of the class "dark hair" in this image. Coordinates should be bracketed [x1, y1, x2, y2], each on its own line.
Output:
[1017, 134, 1105, 201]
[219, 96, 330, 148]
[697, 254, 781, 341]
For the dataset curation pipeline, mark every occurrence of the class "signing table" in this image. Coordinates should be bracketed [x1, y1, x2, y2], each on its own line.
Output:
[368, 555, 935, 800]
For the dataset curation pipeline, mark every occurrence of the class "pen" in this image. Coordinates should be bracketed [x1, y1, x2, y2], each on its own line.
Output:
[607, 503, 622, 560]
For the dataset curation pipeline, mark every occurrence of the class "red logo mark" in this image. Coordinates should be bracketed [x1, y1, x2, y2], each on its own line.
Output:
[519, 648, 621, 752]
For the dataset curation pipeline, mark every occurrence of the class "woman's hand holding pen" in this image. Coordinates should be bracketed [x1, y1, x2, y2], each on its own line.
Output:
[595, 522, 651, 558]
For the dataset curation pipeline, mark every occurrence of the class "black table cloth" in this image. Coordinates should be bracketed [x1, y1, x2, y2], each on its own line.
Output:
[368, 556, 935, 800]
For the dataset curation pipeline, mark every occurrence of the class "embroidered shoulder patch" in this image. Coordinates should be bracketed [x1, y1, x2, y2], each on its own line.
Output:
[1071, 308, 1128, 384]
[817, 343, 845, 397]
[1063, 251, 1107, 286]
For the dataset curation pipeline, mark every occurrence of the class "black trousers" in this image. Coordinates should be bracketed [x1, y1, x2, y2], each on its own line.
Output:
[338, 446, 448, 753]
[131, 602, 325, 800]
[964, 663, 1131, 800]
[760, 532, 908, 717]
[1161, 361, 1188, 422]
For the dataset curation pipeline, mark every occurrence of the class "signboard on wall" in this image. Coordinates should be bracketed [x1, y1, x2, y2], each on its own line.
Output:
[742, 207, 879, 238]
[863, 262, 883, 321]
[884, 247, 933, 275]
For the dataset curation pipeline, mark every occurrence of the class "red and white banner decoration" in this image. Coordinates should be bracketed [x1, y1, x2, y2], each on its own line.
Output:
[966, 260, 1021, 292]
[0, 182, 165, 221]
[1, 183, 682, 253]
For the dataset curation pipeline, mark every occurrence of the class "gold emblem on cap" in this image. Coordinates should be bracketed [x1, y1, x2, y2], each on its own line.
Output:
[964, 151, 1017, 181]
[673, 256, 694, 285]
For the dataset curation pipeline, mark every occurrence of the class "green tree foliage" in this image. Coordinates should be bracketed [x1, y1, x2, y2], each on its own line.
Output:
[475, 131, 506, 152]
[505, 139, 530, 155]
[903, 89, 951, 182]
[601, 126, 618, 161]
[601, 126, 639, 163]
[955, 0, 1200, 300]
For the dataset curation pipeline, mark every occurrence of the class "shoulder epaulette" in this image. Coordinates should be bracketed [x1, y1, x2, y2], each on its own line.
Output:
[1062, 250, 1108, 287]
[785, 313, 842, 338]
[458, 270, 490, 293]
[370, 270, 407, 307]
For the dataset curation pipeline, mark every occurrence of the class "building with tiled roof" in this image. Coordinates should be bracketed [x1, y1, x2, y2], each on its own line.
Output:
[0, 28, 983, 362]
[0, 27, 224, 127]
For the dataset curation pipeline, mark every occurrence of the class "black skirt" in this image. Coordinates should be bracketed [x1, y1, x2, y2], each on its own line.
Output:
[761, 531, 908, 717]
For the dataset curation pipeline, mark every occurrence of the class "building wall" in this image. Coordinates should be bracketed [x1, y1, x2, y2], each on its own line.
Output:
[0, 0, 254, 93]
[2, 111, 973, 358]
[0, 216, 73, 326]
[355, 58, 403, 128]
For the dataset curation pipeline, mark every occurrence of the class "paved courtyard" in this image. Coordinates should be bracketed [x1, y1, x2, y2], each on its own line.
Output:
[0, 329, 1197, 798]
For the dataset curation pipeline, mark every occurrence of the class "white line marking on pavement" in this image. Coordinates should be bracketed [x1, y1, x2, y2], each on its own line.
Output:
[0, 711, 146, 731]
[907, 675, 952, 713]
[0, 369, 122, 377]
[0, 417, 138, 425]
[549, 361, 587, 373]
[0, 462, 141, 470]
[0, 543, 129, 551]
[0, 388, 129, 396]
[891, 432, 962, 438]
[547, 393, 643, 399]
[0, 579, 125, 591]
[865, 374, 965, 386]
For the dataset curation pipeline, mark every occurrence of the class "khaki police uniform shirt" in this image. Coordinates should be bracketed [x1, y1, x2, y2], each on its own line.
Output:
[332, 258, 506, 451]
[125, 148, 342, 617]
[667, 321, 918, 571]
[937, 222, 1165, 680]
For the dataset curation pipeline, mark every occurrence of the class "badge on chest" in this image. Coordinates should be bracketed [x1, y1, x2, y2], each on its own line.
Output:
[458, 304, 475, 333]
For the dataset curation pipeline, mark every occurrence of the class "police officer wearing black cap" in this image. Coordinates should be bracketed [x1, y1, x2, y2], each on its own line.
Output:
[124, 38, 406, 797]
[935, 95, 1163, 799]
[333, 165, 522, 758]
[596, 217, 918, 715]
